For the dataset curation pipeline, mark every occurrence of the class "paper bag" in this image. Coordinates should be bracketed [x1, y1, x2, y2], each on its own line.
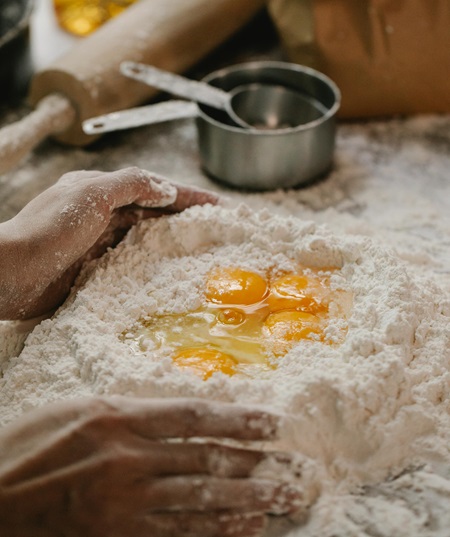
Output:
[268, 0, 450, 117]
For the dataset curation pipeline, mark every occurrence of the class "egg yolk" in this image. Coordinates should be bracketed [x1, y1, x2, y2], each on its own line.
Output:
[263, 310, 323, 356]
[205, 267, 268, 305]
[268, 273, 328, 314]
[171, 347, 237, 380]
[123, 265, 350, 380]
[217, 308, 246, 325]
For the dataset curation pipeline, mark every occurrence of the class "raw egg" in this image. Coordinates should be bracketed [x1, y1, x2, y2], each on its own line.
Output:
[205, 267, 268, 305]
[268, 273, 328, 314]
[123, 265, 351, 380]
[172, 347, 237, 380]
[263, 310, 323, 356]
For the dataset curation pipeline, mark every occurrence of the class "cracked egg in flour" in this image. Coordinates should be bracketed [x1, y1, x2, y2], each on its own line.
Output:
[122, 265, 352, 379]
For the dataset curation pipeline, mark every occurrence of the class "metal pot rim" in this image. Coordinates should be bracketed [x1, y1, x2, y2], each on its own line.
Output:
[198, 60, 341, 135]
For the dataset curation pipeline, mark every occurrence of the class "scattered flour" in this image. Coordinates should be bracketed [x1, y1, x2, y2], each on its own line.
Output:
[1, 202, 449, 536]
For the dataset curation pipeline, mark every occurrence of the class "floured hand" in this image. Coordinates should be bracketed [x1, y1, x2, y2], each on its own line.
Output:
[0, 397, 304, 537]
[0, 168, 219, 320]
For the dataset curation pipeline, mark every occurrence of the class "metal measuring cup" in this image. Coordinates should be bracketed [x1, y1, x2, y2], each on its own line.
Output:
[83, 61, 341, 190]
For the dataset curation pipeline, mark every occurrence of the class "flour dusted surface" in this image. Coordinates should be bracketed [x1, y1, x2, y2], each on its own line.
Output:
[1, 203, 449, 535]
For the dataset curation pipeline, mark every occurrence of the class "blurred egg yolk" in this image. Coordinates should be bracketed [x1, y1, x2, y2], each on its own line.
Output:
[123, 265, 350, 380]
[172, 347, 237, 380]
[268, 274, 328, 314]
[205, 267, 268, 305]
[263, 310, 323, 356]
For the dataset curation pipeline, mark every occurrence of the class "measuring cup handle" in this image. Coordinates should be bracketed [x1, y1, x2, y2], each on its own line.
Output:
[83, 100, 198, 135]
[121, 61, 229, 111]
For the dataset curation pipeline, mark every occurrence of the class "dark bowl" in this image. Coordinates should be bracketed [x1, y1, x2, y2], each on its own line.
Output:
[0, 0, 34, 102]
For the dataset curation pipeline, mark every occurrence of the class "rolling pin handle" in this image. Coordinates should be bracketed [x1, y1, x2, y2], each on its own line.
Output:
[0, 94, 76, 176]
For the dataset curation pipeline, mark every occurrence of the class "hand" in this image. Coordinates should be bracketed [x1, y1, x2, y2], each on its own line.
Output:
[0, 397, 304, 537]
[0, 168, 219, 320]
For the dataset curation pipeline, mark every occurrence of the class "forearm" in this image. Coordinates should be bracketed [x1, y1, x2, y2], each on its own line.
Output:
[0, 222, 29, 320]
[0, 200, 105, 321]
[0, 227, 57, 321]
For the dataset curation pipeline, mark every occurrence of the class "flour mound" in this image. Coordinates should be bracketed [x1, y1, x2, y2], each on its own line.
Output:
[1, 204, 449, 533]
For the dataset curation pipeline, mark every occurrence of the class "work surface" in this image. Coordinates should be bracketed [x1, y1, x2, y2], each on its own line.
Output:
[1, 5, 450, 537]
[2, 102, 450, 293]
[1, 5, 450, 285]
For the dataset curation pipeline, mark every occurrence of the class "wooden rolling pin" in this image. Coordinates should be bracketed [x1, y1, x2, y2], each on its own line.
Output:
[0, 0, 264, 174]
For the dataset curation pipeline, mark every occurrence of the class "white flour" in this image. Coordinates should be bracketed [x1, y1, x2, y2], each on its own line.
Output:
[1, 202, 449, 536]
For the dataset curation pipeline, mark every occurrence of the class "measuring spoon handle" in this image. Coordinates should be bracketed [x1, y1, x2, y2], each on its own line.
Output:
[121, 61, 229, 111]
[83, 100, 198, 135]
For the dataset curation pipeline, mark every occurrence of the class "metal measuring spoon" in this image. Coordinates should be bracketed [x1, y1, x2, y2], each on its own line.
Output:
[83, 60, 341, 192]
[120, 61, 250, 128]
[83, 100, 198, 134]
[119, 61, 324, 130]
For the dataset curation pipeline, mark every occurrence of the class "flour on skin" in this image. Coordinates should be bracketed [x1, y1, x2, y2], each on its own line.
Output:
[1, 203, 449, 536]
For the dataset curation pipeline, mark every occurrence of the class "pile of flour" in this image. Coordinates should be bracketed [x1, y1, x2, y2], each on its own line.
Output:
[1, 202, 449, 535]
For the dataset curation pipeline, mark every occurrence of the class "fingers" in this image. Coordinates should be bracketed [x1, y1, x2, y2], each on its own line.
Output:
[112, 442, 266, 479]
[148, 173, 220, 212]
[0, 395, 308, 537]
[107, 169, 179, 209]
[74, 167, 176, 211]
[132, 171, 220, 211]
[131, 443, 302, 482]
[111, 397, 280, 441]
[59, 167, 220, 212]
[144, 442, 272, 479]
[137, 513, 266, 537]
[142, 476, 304, 515]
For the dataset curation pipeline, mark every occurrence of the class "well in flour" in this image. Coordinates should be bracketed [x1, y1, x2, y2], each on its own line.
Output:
[122, 263, 351, 379]
[1, 203, 449, 536]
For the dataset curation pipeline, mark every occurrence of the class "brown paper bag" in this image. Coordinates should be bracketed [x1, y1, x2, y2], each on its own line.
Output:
[268, 0, 450, 118]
